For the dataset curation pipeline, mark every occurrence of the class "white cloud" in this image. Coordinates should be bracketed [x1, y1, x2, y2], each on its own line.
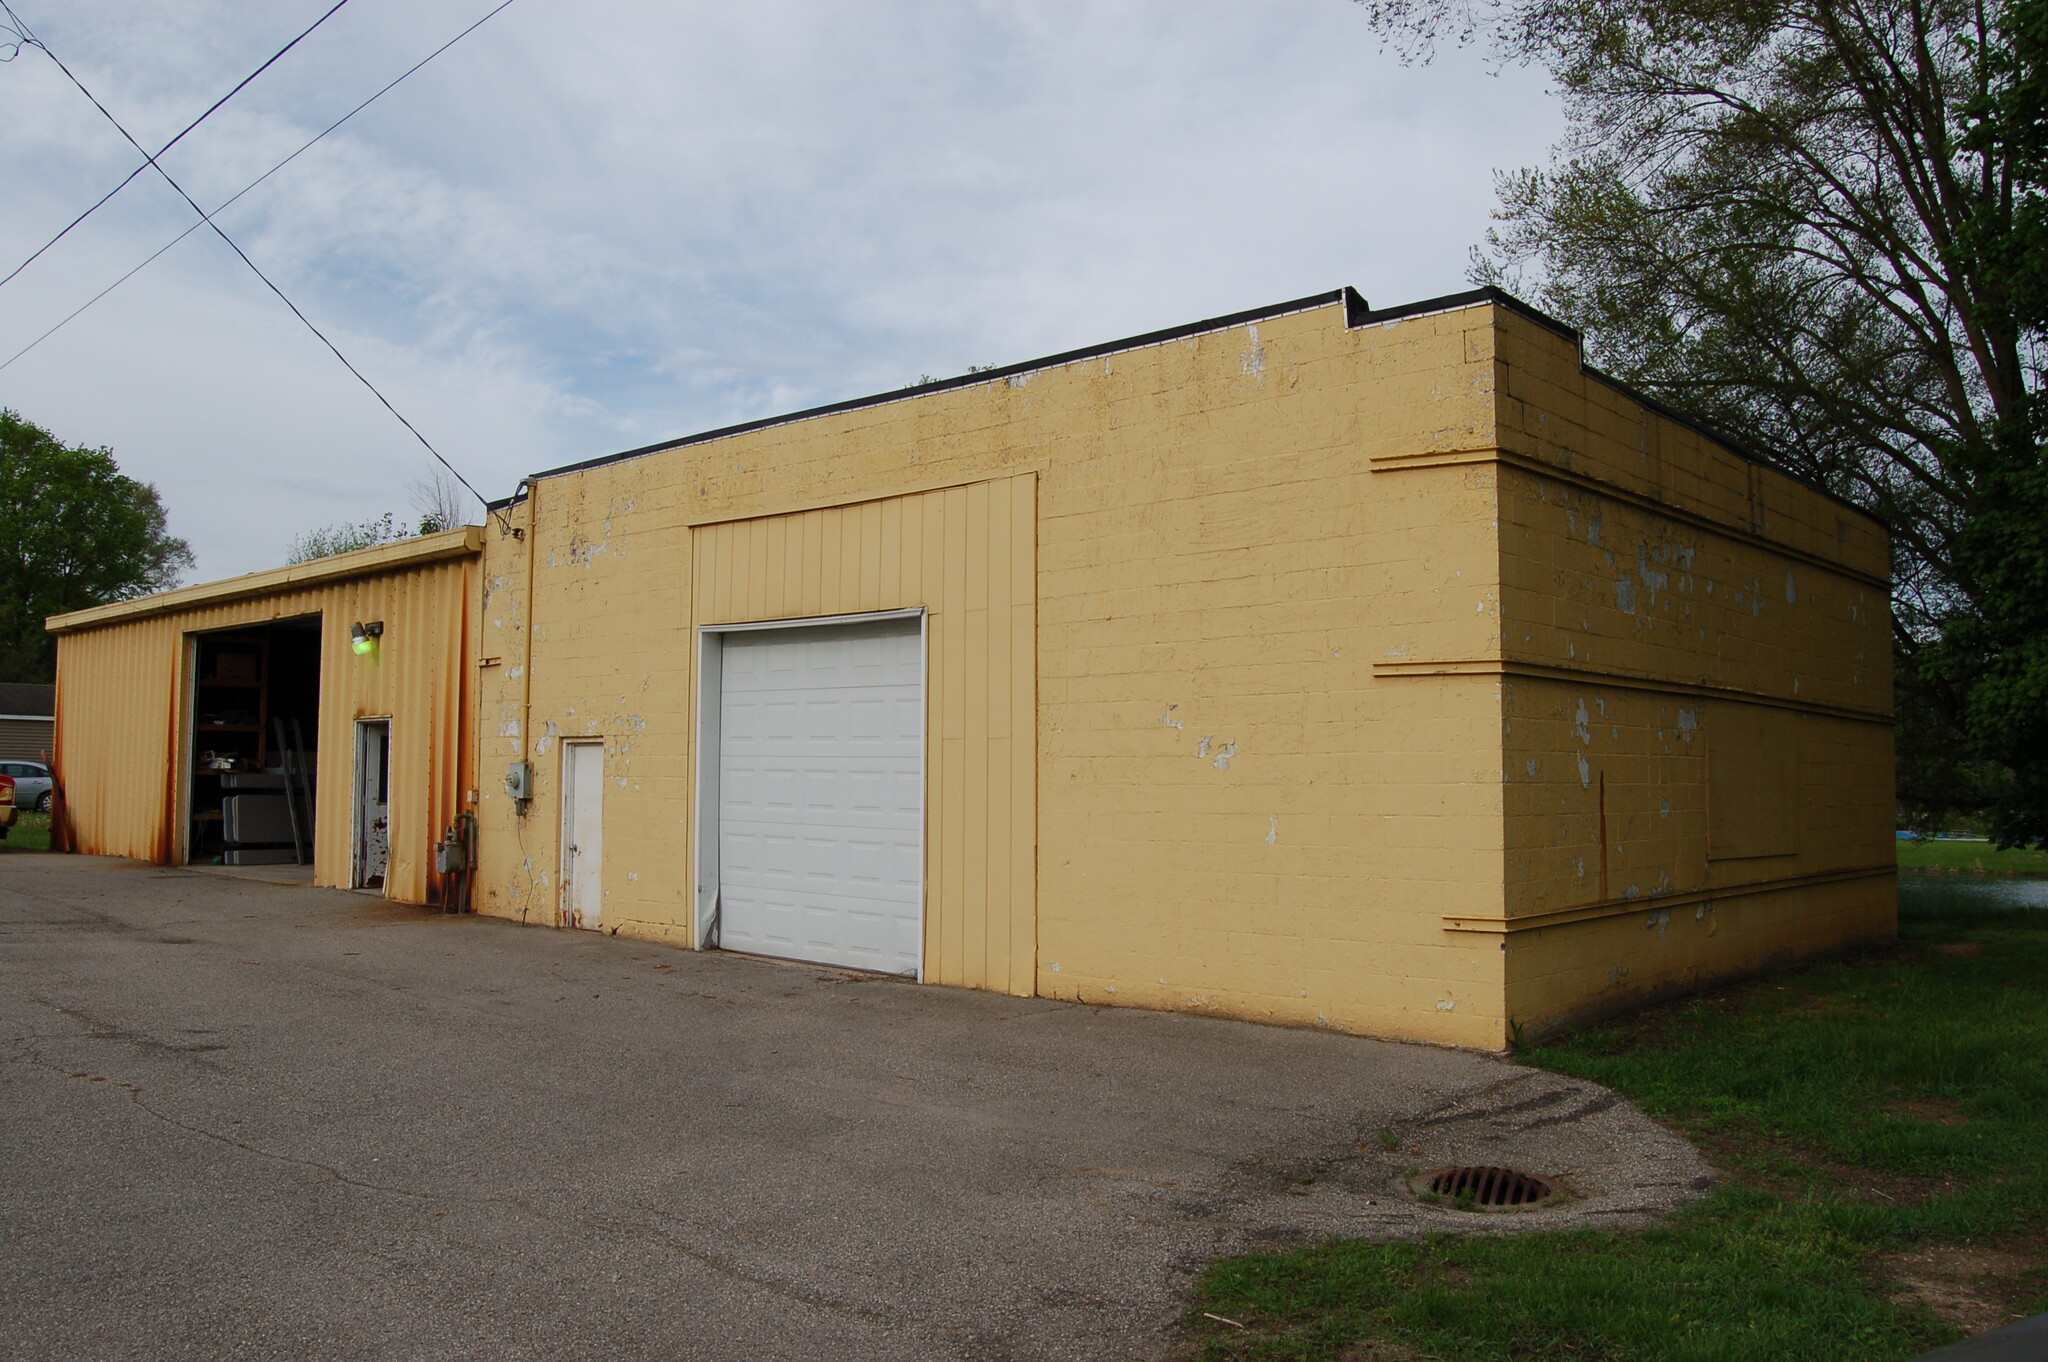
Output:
[0, 0, 1561, 578]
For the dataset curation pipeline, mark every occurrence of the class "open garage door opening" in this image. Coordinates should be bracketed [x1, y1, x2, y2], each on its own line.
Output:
[700, 612, 925, 977]
[186, 617, 322, 866]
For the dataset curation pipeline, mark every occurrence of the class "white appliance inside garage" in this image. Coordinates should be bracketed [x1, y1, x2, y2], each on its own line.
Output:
[711, 615, 924, 975]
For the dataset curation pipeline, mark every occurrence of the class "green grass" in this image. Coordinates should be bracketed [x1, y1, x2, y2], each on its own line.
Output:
[0, 810, 51, 852]
[1896, 838, 2048, 877]
[1185, 907, 2048, 1361]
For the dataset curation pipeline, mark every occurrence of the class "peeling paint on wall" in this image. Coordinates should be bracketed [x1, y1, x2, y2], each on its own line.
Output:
[1240, 324, 1267, 379]
[1636, 545, 1670, 604]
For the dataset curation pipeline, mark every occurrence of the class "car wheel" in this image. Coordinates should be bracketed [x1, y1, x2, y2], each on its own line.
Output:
[34, 792, 51, 813]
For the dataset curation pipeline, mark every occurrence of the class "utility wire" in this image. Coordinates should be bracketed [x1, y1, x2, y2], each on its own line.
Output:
[0, 0, 351, 293]
[0, 0, 521, 375]
[4, 0, 505, 524]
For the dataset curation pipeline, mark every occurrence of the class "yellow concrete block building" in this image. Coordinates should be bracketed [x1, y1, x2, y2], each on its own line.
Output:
[50, 288, 1894, 1049]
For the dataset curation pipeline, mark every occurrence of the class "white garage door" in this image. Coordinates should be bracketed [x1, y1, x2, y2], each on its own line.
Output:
[717, 616, 924, 974]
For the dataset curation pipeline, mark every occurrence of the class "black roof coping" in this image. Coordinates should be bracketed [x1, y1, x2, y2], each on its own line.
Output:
[492, 284, 1880, 528]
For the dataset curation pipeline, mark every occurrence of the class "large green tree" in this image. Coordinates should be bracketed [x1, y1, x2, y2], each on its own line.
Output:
[1931, 0, 2048, 845]
[0, 410, 193, 683]
[1357, 0, 2048, 842]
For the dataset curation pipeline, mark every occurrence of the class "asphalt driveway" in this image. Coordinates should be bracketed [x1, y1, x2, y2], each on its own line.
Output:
[0, 856, 1709, 1361]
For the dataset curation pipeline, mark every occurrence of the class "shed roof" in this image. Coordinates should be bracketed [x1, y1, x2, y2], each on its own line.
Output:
[44, 526, 485, 635]
[0, 682, 54, 719]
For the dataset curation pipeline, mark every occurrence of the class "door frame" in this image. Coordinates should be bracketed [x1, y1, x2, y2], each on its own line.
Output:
[693, 607, 927, 977]
[351, 717, 392, 892]
[559, 737, 605, 930]
[175, 631, 200, 865]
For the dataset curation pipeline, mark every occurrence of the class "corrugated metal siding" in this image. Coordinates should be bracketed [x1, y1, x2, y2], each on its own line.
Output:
[51, 555, 477, 905]
[0, 717, 56, 761]
[51, 619, 180, 862]
[691, 475, 1038, 995]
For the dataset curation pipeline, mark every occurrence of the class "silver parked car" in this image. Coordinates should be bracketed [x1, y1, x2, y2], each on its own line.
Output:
[0, 761, 51, 812]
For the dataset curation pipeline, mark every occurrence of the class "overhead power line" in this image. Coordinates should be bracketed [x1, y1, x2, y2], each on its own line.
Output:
[0, 0, 521, 375]
[1, 0, 509, 524]
[0, 0, 351, 294]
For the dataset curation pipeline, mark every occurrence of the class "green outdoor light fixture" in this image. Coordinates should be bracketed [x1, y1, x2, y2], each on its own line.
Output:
[350, 620, 384, 657]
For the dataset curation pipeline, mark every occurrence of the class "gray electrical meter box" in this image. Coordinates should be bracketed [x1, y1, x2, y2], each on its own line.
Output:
[505, 761, 533, 801]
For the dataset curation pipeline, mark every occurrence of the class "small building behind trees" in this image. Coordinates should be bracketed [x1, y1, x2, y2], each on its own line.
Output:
[0, 683, 54, 762]
[46, 287, 1895, 1048]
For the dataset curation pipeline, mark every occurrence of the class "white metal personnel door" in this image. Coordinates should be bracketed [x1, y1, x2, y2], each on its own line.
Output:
[717, 617, 923, 974]
[561, 740, 604, 931]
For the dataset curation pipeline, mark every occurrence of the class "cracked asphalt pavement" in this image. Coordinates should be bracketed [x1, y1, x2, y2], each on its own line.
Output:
[0, 855, 1712, 1360]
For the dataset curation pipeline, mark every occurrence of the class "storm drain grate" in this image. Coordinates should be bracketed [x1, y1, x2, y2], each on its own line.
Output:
[1423, 1166, 1556, 1209]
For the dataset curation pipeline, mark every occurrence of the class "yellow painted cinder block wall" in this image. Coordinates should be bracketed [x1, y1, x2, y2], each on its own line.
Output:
[1477, 309, 1895, 1037]
[48, 531, 480, 904]
[468, 291, 1889, 1049]
[472, 296, 1523, 1045]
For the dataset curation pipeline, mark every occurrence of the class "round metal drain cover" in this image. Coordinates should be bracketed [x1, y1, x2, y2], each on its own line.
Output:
[1418, 1165, 1557, 1210]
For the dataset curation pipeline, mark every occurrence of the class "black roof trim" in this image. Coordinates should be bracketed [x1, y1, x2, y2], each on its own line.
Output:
[495, 287, 1357, 502]
[492, 283, 1881, 530]
[1343, 283, 1577, 342]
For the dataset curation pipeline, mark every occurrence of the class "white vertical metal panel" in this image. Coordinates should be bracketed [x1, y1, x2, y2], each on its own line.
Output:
[561, 740, 604, 930]
[715, 616, 923, 974]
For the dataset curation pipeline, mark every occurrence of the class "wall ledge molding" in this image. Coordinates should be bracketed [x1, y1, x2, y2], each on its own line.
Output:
[1373, 656, 1892, 724]
[1370, 445, 1891, 591]
[1443, 864, 1897, 934]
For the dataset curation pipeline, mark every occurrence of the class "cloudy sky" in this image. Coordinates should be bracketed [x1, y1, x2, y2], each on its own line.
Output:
[0, 0, 1562, 580]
